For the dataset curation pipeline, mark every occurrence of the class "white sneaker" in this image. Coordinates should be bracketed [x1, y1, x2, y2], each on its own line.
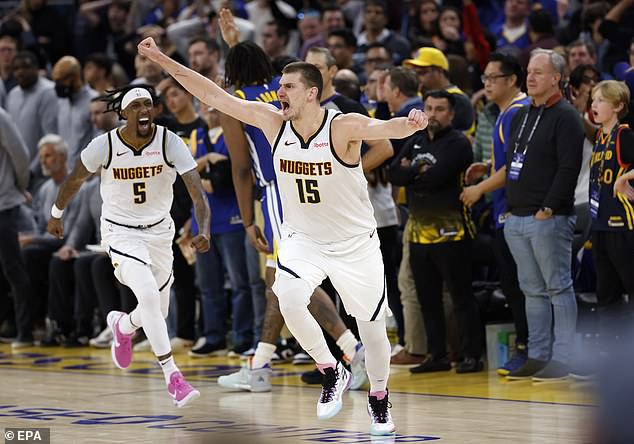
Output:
[368, 391, 395, 435]
[217, 360, 272, 392]
[133, 338, 151, 352]
[390, 344, 404, 357]
[170, 337, 194, 352]
[317, 361, 351, 420]
[349, 344, 368, 390]
[89, 327, 112, 348]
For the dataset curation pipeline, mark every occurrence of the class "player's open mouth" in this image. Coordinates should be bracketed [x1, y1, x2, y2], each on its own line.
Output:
[138, 117, 150, 130]
[281, 102, 290, 111]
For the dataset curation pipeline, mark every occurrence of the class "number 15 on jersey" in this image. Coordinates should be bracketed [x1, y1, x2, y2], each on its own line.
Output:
[295, 178, 321, 204]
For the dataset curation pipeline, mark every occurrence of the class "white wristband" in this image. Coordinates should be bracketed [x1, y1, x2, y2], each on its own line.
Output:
[51, 204, 64, 219]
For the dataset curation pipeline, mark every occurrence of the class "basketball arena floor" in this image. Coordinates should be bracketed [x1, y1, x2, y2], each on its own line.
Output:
[0, 344, 594, 443]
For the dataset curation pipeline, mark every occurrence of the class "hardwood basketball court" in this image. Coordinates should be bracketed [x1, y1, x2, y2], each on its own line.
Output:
[0, 344, 594, 443]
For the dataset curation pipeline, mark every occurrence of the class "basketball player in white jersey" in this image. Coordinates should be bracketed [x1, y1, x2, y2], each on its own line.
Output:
[139, 37, 428, 435]
[47, 85, 211, 408]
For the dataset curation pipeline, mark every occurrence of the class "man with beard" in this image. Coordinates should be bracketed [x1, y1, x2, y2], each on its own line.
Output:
[18, 135, 83, 348]
[139, 34, 428, 435]
[47, 85, 210, 408]
[389, 90, 483, 375]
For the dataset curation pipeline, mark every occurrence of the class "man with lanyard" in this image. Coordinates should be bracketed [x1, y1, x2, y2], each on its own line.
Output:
[461, 52, 531, 376]
[501, 49, 584, 382]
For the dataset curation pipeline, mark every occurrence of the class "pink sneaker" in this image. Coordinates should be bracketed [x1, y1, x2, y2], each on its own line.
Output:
[106, 311, 134, 369]
[168, 371, 200, 408]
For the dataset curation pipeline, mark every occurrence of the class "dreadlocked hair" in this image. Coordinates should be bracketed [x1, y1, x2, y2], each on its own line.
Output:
[99, 84, 157, 119]
[225, 41, 275, 88]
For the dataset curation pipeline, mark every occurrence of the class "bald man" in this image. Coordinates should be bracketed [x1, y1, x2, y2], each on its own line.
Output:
[52, 56, 99, 167]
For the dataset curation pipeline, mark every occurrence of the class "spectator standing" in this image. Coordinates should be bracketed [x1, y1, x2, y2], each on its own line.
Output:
[504, 49, 584, 381]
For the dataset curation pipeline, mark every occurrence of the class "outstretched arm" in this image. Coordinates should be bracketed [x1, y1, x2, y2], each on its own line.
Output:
[181, 168, 211, 253]
[338, 108, 428, 142]
[47, 159, 92, 238]
[137, 37, 281, 139]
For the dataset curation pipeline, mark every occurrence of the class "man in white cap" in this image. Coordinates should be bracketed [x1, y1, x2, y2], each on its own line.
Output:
[46, 85, 211, 408]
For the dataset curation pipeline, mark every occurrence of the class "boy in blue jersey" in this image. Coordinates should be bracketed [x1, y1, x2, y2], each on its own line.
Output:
[211, 34, 367, 392]
[590, 81, 634, 341]
[460, 53, 531, 376]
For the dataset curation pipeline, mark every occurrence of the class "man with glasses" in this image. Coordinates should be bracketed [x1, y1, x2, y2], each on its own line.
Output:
[403, 47, 474, 133]
[461, 52, 531, 376]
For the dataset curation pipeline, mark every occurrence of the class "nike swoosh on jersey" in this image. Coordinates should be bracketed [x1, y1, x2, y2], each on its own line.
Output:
[284, 140, 296, 146]
[116, 151, 128, 156]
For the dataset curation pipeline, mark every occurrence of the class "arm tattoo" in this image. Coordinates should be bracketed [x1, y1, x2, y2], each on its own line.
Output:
[182, 168, 211, 235]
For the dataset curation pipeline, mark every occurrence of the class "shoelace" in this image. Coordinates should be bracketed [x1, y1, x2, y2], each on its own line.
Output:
[369, 396, 392, 423]
[320, 368, 338, 403]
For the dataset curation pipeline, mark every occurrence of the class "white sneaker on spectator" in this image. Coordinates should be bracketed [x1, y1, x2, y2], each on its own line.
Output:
[292, 352, 313, 365]
[170, 337, 193, 352]
[89, 327, 112, 348]
[390, 344, 404, 357]
[133, 338, 151, 352]
[11, 339, 34, 349]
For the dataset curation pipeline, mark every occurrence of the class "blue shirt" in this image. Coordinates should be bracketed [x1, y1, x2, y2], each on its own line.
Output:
[190, 128, 243, 236]
[492, 94, 531, 228]
[235, 77, 281, 188]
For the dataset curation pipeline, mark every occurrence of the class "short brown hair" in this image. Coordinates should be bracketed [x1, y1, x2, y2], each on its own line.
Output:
[282, 61, 324, 101]
[592, 80, 630, 119]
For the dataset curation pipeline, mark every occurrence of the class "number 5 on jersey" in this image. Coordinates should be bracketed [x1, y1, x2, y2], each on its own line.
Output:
[295, 178, 320, 204]
[133, 182, 147, 204]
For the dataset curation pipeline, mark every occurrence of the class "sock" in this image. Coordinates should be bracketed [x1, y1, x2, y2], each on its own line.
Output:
[317, 362, 336, 374]
[337, 329, 359, 362]
[118, 311, 140, 335]
[251, 342, 276, 369]
[370, 390, 387, 400]
[159, 354, 179, 384]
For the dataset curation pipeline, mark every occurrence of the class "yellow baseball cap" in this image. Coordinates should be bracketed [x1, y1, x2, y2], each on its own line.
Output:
[403, 47, 449, 71]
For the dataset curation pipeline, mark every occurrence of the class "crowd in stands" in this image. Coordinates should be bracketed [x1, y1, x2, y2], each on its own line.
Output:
[1, 0, 634, 383]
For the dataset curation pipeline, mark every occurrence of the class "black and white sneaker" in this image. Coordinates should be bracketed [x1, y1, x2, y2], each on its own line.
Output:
[368, 390, 396, 435]
[188, 340, 228, 358]
[316, 361, 351, 419]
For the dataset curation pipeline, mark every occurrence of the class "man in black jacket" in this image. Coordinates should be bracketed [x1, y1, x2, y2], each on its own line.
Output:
[389, 90, 482, 374]
[503, 49, 584, 381]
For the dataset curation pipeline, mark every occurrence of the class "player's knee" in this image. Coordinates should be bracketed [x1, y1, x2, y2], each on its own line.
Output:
[118, 261, 158, 305]
[274, 274, 312, 318]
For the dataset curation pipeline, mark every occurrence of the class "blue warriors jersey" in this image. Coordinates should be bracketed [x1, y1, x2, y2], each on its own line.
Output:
[492, 94, 530, 228]
[589, 125, 634, 231]
[235, 77, 281, 187]
[190, 127, 243, 236]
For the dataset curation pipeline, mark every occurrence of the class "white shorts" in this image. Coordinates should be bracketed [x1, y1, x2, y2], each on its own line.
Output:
[101, 217, 175, 289]
[274, 228, 387, 321]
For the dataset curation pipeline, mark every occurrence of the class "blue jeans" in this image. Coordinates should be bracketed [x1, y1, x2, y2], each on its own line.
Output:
[245, 235, 266, 343]
[196, 230, 253, 347]
[504, 214, 578, 364]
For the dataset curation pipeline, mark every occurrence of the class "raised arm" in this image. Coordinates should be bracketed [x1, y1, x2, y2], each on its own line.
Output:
[181, 168, 211, 253]
[137, 37, 281, 139]
[337, 108, 428, 142]
[47, 159, 93, 239]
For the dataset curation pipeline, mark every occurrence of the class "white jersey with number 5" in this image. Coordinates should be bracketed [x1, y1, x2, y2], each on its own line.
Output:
[80, 125, 197, 226]
[272, 108, 376, 243]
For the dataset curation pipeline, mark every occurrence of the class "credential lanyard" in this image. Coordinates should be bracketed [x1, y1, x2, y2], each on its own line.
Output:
[512, 105, 545, 155]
